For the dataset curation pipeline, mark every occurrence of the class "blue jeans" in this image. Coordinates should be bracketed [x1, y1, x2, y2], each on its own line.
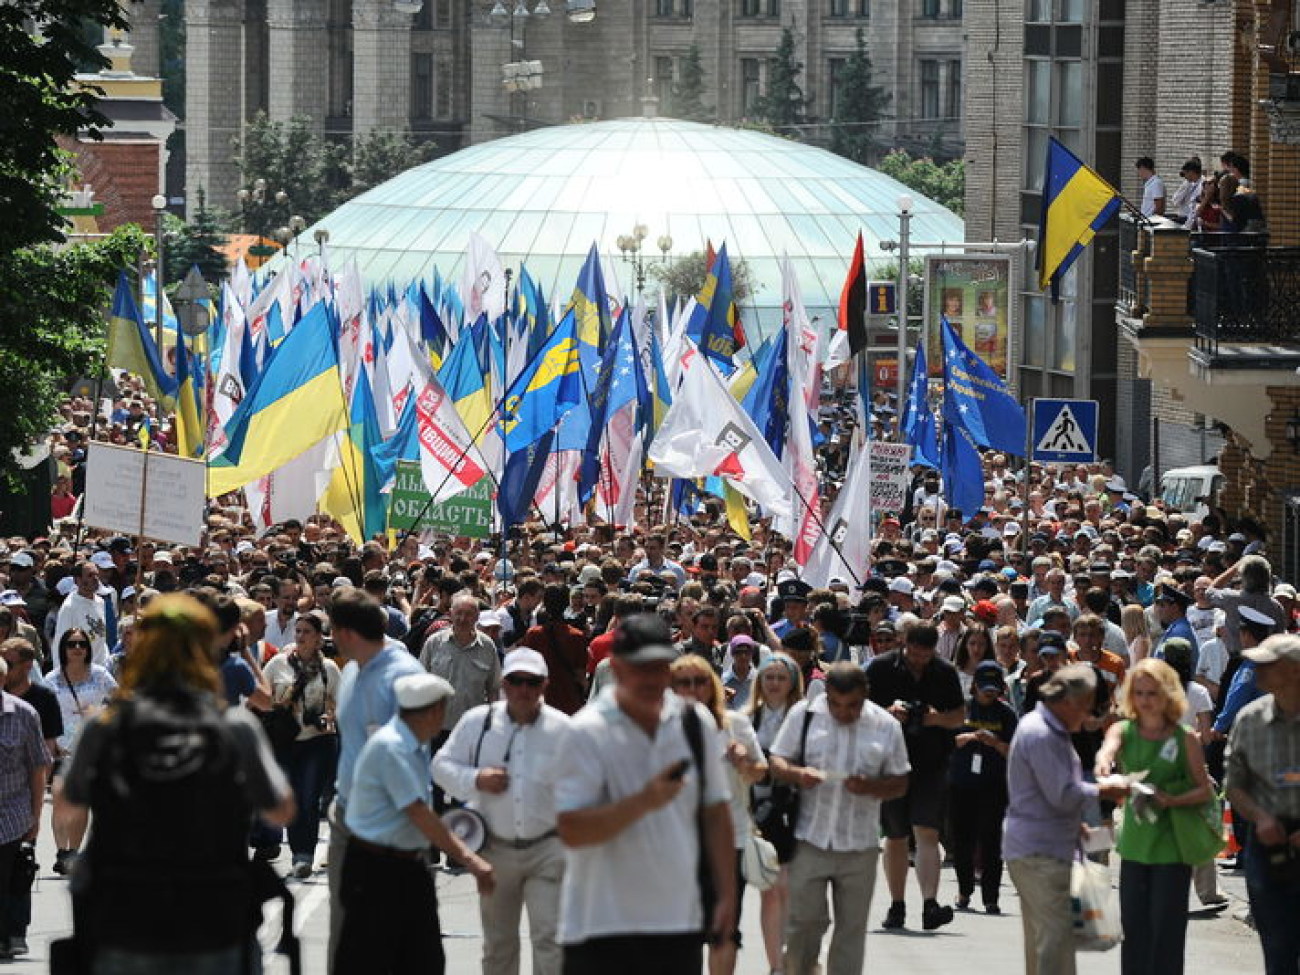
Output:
[1244, 834, 1300, 975]
[287, 734, 338, 860]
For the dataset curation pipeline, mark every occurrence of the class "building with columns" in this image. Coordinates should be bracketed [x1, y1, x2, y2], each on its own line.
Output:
[181, 0, 965, 211]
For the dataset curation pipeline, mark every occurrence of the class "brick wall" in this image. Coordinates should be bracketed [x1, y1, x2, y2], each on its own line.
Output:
[63, 138, 164, 232]
[961, 0, 1022, 242]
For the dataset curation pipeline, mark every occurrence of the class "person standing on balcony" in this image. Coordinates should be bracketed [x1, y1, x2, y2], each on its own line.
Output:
[1137, 157, 1166, 217]
[1168, 158, 1203, 224]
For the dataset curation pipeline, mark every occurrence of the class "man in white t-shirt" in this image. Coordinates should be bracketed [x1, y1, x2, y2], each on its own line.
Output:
[53, 562, 110, 667]
[554, 614, 734, 974]
[1137, 156, 1166, 217]
[770, 663, 910, 975]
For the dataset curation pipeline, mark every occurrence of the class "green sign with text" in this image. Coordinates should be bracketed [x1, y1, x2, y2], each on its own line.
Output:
[387, 461, 493, 538]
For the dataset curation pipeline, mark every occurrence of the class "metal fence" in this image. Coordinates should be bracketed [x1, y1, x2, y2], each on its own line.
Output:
[1192, 244, 1300, 356]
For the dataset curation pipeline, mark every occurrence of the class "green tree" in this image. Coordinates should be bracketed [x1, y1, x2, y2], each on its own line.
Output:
[0, 225, 152, 476]
[753, 27, 805, 128]
[345, 129, 437, 200]
[649, 250, 757, 304]
[671, 45, 711, 122]
[829, 29, 890, 165]
[159, 0, 185, 117]
[163, 188, 228, 285]
[877, 149, 966, 217]
[0, 0, 126, 254]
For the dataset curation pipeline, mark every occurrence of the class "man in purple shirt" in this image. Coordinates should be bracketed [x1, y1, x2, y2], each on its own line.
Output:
[1004, 664, 1126, 975]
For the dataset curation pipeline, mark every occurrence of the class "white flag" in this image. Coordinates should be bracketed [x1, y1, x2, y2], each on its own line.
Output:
[802, 441, 872, 589]
[410, 354, 491, 504]
[460, 231, 507, 329]
[648, 340, 791, 519]
[782, 259, 822, 566]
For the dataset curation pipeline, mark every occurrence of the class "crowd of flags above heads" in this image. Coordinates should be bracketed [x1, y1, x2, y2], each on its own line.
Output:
[103, 135, 1123, 567]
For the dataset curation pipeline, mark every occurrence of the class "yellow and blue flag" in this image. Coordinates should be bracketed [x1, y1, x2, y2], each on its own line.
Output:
[173, 335, 206, 460]
[208, 302, 349, 497]
[570, 244, 613, 351]
[686, 242, 744, 372]
[940, 317, 1026, 456]
[740, 331, 788, 459]
[1039, 137, 1121, 299]
[106, 272, 177, 405]
[321, 363, 387, 542]
[439, 319, 496, 445]
[500, 309, 582, 453]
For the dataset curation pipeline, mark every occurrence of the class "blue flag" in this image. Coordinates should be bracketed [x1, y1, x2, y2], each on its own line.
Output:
[500, 309, 582, 453]
[685, 243, 742, 373]
[740, 331, 789, 459]
[940, 318, 1026, 456]
[940, 418, 985, 520]
[902, 341, 939, 468]
[498, 430, 555, 531]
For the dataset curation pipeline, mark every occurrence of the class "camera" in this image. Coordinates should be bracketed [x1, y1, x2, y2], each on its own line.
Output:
[894, 700, 928, 736]
[301, 704, 329, 730]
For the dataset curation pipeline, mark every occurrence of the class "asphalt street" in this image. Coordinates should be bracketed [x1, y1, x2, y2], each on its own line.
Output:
[10, 797, 1265, 973]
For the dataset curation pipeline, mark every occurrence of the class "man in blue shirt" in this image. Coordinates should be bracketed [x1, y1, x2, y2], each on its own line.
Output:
[326, 589, 425, 974]
[336, 673, 494, 975]
[1153, 583, 1200, 673]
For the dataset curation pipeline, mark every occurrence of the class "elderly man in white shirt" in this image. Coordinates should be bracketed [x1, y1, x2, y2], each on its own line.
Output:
[433, 649, 572, 975]
[770, 662, 911, 975]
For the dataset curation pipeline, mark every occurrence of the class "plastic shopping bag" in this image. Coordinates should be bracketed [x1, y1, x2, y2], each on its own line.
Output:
[1070, 858, 1122, 952]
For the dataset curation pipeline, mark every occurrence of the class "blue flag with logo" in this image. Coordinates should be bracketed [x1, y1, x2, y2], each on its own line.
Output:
[498, 429, 555, 531]
[902, 340, 939, 468]
[940, 317, 1026, 456]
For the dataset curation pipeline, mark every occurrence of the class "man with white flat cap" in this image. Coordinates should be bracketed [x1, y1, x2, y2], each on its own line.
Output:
[337, 673, 495, 975]
[434, 648, 572, 975]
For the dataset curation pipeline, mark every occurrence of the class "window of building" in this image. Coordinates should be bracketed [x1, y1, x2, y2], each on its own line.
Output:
[655, 0, 674, 14]
[1057, 0, 1083, 22]
[1056, 61, 1081, 126]
[829, 0, 848, 17]
[1026, 0, 1050, 21]
[741, 0, 760, 16]
[741, 58, 762, 114]
[945, 59, 961, 117]
[921, 0, 940, 17]
[435, 56, 452, 118]
[828, 58, 846, 118]
[856, 0, 869, 15]
[329, 33, 353, 117]
[681, 0, 693, 17]
[411, 52, 433, 120]
[655, 56, 675, 105]
[414, 2, 433, 28]
[919, 60, 940, 118]
[769, 0, 783, 16]
[950, 0, 961, 15]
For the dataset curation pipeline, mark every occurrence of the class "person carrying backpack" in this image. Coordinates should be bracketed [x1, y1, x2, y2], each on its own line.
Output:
[55, 594, 296, 974]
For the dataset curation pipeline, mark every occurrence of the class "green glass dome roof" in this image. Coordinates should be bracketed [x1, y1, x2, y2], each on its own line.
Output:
[306, 116, 965, 327]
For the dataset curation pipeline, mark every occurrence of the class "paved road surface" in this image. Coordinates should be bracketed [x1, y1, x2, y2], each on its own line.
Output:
[10, 798, 1265, 973]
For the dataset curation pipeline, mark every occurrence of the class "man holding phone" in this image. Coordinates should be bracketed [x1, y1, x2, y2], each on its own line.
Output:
[554, 614, 735, 974]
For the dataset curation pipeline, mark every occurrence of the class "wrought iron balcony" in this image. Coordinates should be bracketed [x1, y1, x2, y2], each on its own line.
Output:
[1191, 243, 1300, 366]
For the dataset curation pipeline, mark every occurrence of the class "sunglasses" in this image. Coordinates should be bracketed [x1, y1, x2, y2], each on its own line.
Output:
[65, 640, 90, 648]
[673, 675, 712, 689]
[504, 674, 544, 688]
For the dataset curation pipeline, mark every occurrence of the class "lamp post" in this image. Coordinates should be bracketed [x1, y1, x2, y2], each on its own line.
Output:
[489, 0, 548, 128]
[616, 224, 672, 296]
[151, 193, 167, 351]
[895, 193, 913, 440]
[235, 178, 291, 269]
[314, 227, 331, 263]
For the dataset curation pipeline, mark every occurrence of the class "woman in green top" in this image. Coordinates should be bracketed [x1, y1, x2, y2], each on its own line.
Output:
[1095, 658, 1215, 975]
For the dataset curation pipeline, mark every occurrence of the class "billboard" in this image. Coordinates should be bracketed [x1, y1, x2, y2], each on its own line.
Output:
[923, 254, 1013, 379]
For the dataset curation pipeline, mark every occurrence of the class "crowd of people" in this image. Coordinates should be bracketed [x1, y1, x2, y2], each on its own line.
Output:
[0, 413, 1298, 975]
[1142, 149, 1267, 234]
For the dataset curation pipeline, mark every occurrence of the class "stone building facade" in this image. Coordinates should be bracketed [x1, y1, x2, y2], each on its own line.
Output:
[180, 0, 965, 211]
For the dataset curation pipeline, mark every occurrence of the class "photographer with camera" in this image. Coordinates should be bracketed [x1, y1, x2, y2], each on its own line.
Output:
[263, 610, 341, 878]
[865, 621, 966, 931]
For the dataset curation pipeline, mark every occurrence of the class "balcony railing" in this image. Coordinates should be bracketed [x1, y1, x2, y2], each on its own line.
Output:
[1118, 212, 1139, 313]
[1192, 244, 1300, 357]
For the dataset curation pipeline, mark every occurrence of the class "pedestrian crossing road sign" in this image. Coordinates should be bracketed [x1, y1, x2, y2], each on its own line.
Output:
[1031, 398, 1099, 463]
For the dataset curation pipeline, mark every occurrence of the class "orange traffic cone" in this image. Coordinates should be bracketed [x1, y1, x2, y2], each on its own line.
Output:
[1220, 803, 1241, 858]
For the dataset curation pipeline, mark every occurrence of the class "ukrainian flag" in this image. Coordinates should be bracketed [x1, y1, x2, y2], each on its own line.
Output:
[570, 244, 612, 350]
[321, 365, 387, 543]
[500, 308, 582, 453]
[1039, 137, 1121, 297]
[439, 320, 496, 444]
[208, 302, 349, 497]
[173, 335, 205, 459]
[106, 272, 177, 405]
[686, 242, 743, 372]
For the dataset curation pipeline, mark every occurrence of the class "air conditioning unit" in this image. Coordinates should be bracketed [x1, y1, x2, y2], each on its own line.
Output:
[582, 99, 602, 118]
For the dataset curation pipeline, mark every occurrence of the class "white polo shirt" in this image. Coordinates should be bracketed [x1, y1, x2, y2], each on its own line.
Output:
[771, 695, 910, 852]
[555, 688, 730, 944]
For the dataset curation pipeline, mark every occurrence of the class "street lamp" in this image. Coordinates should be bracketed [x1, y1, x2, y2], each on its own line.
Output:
[895, 193, 913, 440]
[235, 179, 291, 269]
[151, 193, 167, 350]
[489, 0, 549, 126]
[565, 0, 595, 21]
[314, 227, 331, 262]
[616, 224, 672, 296]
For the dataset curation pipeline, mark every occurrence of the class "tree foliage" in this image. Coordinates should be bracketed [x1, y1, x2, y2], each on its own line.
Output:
[163, 188, 228, 285]
[0, 0, 126, 254]
[829, 29, 890, 165]
[232, 113, 435, 229]
[160, 0, 185, 117]
[753, 28, 805, 128]
[877, 149, 966, 217]
[0, 225, 153, 474]
[649, 251, 757, 304]
[670, 45, 711, 122]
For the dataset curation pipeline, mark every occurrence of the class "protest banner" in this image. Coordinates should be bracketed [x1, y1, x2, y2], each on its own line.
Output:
[388, 460, 493, 538]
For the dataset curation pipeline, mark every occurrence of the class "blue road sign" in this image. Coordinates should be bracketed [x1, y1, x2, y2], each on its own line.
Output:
[1031, 398, 1099, 463]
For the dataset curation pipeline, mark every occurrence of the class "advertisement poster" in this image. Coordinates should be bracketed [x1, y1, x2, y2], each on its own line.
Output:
[923, 255, 1012, 379]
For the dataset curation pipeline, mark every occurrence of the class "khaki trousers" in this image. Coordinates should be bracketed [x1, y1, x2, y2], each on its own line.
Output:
[480, 835, 565, 975]
[1007, 855, 1076, 975]
[784, 840, 879, 975]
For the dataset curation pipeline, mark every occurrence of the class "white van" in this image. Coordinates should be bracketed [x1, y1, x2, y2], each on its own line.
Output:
[1160, 465, 1223, 522]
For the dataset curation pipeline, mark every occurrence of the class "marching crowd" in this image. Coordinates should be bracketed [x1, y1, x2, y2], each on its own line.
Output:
[0, 417, 1297, 975]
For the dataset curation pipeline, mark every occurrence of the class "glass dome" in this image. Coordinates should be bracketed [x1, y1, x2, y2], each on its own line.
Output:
[305, 117, 965, 332]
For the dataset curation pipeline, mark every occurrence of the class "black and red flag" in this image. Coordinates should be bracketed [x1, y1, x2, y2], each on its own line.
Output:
[838, 231, 868, 357]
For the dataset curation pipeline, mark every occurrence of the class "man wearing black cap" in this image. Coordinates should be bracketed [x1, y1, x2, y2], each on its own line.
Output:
[950, 661, 1017, 914]
[554, 615, 735, 972]
[772, 579, 812, 639]
[1153, 583, 1199, 673]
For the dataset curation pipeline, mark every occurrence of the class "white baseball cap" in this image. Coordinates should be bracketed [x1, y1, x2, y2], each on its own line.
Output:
[502, 648, 549, 678]
[395, 674, 454, 710]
